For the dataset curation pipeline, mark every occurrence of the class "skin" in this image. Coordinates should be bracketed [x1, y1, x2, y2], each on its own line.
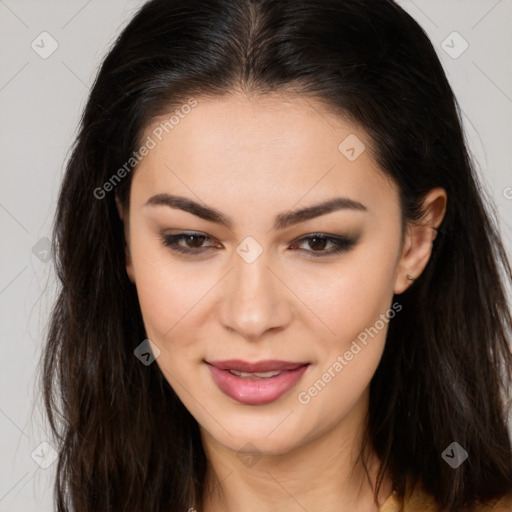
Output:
[116, 92, 446, 512]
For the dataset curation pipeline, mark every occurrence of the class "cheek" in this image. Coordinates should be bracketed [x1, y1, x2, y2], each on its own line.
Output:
[298, 240, 399, 411]
[296, 245, 399, 346]
[129, 235, 209, 343]
[295, 262, 397, 421]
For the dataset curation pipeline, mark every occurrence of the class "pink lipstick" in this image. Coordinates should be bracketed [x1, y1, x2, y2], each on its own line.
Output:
[206, 359, 310, 405]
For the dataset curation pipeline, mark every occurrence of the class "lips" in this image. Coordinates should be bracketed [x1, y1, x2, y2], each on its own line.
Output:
[205, 359, 310, 405]
[206, 359, 308, 373]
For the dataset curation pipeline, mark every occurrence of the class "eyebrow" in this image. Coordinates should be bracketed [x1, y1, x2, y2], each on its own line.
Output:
[143, 193, 367, 230]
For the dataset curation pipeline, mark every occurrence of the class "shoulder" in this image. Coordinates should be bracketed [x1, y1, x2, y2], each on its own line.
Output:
[379, 482, 439, 512]
[477, 491, 512, 511]
[379, 482, 512, 512]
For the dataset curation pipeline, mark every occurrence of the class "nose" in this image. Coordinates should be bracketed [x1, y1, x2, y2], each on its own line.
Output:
[218, 250, 293, 341]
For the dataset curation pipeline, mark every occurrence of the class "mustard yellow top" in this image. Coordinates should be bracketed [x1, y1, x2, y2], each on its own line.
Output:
[379, 481, 512, 512]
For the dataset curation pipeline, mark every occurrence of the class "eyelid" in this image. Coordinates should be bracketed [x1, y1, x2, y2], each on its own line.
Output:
[290, 233, 359, 258]
[160, 230, 359, 258]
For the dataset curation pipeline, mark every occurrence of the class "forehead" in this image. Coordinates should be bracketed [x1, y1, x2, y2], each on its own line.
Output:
[131, 92, 397, 215]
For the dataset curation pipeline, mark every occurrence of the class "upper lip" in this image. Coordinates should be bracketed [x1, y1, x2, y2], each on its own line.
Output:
[206, 359, 309, 373]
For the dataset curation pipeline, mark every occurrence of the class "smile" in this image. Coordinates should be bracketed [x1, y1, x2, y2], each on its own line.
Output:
[205, 360, 310, 405]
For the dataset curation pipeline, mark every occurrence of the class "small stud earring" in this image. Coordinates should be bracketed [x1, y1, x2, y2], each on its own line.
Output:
[407, 274, 416, 281]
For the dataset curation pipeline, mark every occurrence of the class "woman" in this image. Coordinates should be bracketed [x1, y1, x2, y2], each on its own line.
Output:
[41, 0, 512, 510]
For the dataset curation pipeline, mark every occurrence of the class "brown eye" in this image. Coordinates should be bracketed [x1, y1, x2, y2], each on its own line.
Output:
[161, 231, 358, 258]
[290, 233, 358, 257]
[161, 232, 218, 254]
[181, 234, 207, 248]
[307, 236, 329, 251]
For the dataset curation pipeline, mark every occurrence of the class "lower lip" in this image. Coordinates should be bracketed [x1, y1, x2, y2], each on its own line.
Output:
[206, 363, 309, 405]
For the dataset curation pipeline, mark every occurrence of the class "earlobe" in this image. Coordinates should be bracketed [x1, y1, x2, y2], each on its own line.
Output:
[394, 187, 447, 294]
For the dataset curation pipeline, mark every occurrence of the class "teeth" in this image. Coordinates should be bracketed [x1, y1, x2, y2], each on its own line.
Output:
[228, 369, 282, 378]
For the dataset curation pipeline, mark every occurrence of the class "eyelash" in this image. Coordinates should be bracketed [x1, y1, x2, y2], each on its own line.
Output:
[160, 232, 358, 258]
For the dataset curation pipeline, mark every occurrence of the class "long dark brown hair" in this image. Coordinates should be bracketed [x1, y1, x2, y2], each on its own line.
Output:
[41, 0, 512, 510]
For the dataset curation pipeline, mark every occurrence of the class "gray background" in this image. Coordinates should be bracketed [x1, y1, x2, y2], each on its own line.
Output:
[1, 1, 511, 510]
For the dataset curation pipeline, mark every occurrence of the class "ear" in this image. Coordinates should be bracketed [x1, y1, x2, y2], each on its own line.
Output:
[394, 187, 447, 294]
[115, 194, 135, 283]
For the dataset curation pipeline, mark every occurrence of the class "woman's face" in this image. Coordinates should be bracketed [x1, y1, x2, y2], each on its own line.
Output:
[120, 92, 412, 455]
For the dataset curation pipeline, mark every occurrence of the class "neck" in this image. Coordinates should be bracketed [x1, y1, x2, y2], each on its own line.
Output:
[197, 394, 393, 512]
